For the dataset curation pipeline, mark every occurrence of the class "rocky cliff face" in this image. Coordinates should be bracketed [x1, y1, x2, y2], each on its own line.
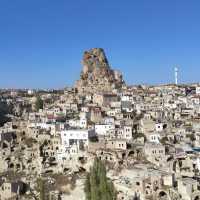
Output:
[75, 48, 124, 93]
[82, 48, 109, 74]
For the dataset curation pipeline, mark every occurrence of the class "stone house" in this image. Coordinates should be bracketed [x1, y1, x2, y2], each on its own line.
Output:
[93, 93, 118, 107]
[106, 139, 127, 150]
[0, 178, 26, 200]
[89, 106, 102, 123]
[147, 132, 161, 144]
[95, 124, 115, 137]
[144, 142, 166, 166]
[177, 178, 200, 200]
[116, 126, 132, 140]
[60, 129, 95, 154]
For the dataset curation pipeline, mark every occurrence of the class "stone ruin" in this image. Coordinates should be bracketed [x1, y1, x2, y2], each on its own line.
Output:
[75, 48, 124, 93]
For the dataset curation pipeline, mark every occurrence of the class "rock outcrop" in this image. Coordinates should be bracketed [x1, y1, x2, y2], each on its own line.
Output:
[75, 48, 124, 93]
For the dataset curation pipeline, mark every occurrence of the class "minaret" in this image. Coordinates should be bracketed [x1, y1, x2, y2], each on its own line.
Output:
[174, 67, 178, 85]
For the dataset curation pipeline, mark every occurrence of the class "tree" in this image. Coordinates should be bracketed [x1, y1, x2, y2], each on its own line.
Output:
[84, 158, 116, 200]
[160, 136, 169, 145]
[0, 101, 12, 126]
[36, 178, 45, 200]
[133, 132, 147, 142]
[35, 96, 43, 111]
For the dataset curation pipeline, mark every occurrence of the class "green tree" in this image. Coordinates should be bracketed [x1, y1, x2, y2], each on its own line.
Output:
[160, 136, 169, 145]
[36, 178, 45, 200]
[186, 133, 196, 141]
[133, 132, 147, 142]
[35, 96, 43, 111]
[84, 158, 116, 200]
[0, 101, 12, 126]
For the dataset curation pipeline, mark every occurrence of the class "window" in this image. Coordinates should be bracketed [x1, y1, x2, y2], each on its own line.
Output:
[136, 182, 140, 186]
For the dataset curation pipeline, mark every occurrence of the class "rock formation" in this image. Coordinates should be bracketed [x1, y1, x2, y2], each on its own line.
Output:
[75, 48, 124, 93]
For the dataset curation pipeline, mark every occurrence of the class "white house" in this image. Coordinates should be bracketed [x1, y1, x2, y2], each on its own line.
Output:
[79, 112, 87, 129]
[110, 101, 121, 108]
[147, 132, 161, 143]
[68, 112, 87, 129]
[196, 86, 200, 95]
[104, 117, 115, 125]
[95, 124, 115, 136]
[28, 122, 60, 135]
[69, 119, 79, 128]
[121, 95, 133, 102]
[106, 109, 117, 117]
[60, 129, 95, 149]
[28, 89, 35, 95]
[116, 126, 132, 140]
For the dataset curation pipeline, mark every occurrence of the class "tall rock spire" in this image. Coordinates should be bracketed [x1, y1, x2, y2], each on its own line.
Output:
[75, 48, 124, 93]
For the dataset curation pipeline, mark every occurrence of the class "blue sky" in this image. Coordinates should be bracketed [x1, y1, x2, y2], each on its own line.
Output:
[0, 0, 200, 88]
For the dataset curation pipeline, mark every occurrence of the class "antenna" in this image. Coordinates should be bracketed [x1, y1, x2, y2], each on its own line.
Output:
[174, 67, 178, 85]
